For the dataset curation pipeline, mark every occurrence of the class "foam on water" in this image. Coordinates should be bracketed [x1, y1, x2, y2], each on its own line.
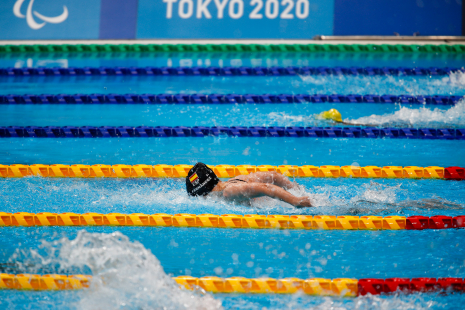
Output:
[266, 111, 323, 127]
[264, 99, 465, 128]
[298, 72, 465, 96]
[267, 99, 465, 128]
[346, 99, 465, 128]
[10, 230, 222, 310]
[2, 230, 451, 310]
[290, 181, 464, 215]
[0, 97, 460, 128]
[447, 71, 465, 88]
[1, 177, 463, 217]
[2, 73, 465, 96]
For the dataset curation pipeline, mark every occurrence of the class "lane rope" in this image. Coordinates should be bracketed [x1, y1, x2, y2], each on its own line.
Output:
[1, 126, 464, 140]
[0, 274, 463, 295]
[0, 94, 460, 105]
[0, 212, 464, 230]
[0, 66, 463, 77]
[0, 43, 464, 54]
[0, 164, 464, 180]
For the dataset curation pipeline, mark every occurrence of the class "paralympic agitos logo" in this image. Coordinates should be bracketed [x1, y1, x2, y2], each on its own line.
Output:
[13, 0, 68, 30]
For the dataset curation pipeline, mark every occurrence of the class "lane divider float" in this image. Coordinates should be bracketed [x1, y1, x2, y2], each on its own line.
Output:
[0, 43, 463, 54]
[0, 66, 463, 77]
[1, 126, 464, 140]
[0, 164, 463, 180]
[0, 94, 461, 105]
[1, 274, 463, 296]
[175, 276, 464, 296]
[0, 274, 91, 290]
[0, 212, 463, 230]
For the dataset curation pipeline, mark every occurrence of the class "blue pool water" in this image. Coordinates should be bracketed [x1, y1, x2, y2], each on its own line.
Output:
[1, 227, 465, 309]
[1, 74, 465, 96]
[1, 177, 464, 217]
[0, 52, 465, 309]
[0, 101, 464, 128]
[1, 52, 465, 68]
[1, 138, 464, 167]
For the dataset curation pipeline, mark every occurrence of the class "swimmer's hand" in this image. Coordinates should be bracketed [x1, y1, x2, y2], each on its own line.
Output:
[294, 197, 312, 208]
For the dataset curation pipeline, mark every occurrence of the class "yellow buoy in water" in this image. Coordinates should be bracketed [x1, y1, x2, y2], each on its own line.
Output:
[319, 109, 342, 123]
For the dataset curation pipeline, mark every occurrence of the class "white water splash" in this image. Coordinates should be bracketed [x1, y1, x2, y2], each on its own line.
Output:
[3, 175, 462, 217]
[246, 181, 404, 213]
[447, 71, 465, 87]
[346, 99, 465, 128]
[264, 99, 465, 128]
[5, 230, 440, 310]
[355, 183, 399, 205]
[298, 72, 465, 96]
[12, 231, 222, 310]
[302, 181, 401, 209]
[267, 112, 321, 127]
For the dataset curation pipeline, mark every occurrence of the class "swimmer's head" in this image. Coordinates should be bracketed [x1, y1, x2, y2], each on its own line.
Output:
[186, 162, 220, 197]
[319, 109, 342, 123]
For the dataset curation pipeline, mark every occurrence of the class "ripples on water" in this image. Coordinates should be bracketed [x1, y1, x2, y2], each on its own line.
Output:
[1, 67, 464, 310]
[1, 72, 465, 96]
[4, 231, 222, 310]
[0, 230, 460, 310]
[0, 178, 463, 217]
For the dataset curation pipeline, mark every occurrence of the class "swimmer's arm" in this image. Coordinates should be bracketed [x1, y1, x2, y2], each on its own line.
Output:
[242, 171, 296, 189]
[223, 183, 312, 208]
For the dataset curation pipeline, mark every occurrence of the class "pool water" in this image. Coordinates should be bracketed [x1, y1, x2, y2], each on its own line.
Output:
[0, 51, 464, 310]
[1, 74, 465, 96]
[1, 101, 465, 129]
[1, 177, 465, 217]
[1, 138, 463, 168]
[2, 52, 465, 68]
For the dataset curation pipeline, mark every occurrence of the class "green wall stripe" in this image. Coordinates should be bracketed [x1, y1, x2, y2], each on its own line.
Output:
[0, 43, 464, 53]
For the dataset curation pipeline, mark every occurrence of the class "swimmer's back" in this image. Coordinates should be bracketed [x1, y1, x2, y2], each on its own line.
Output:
[225, 176, 248, 185]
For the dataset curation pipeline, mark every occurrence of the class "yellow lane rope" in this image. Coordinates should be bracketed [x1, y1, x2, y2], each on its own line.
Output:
[2, 274, 461, 296]
[0, 212, 420, 230]
[0, 274, 357, 296]
[0, 164, 447, 179]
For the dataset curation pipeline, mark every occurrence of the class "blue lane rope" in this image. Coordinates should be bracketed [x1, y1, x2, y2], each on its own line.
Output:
[0, 66, 463, 77]
[0, 94, 461, 105]
[0, 126, 463, 139]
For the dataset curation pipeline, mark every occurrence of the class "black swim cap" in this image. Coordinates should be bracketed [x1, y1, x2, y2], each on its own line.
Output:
[186, 163, 220, 197]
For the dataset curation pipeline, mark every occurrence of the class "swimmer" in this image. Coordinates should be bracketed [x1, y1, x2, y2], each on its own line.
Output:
[320, 108, 378, 127]
[186, 162, 312, 208]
